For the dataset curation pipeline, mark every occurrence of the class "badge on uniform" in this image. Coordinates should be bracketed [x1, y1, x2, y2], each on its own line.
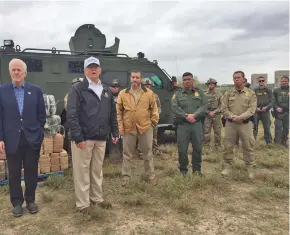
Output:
[104, 92, 108, 98]
[172, 94, 176, 100]
[194, 92, 199, 97]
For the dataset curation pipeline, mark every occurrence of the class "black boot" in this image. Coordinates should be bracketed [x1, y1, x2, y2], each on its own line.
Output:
[26, 202, 38, 214]
[12, 205, 23, 217]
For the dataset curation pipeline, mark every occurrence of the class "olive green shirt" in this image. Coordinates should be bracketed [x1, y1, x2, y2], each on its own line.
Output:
[273, 86, 289, 111]
[221, 87, 257, 119]
[172, 88, 207, 121]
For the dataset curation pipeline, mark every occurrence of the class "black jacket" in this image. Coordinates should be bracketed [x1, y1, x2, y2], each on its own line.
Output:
[66, 78, 118, 144]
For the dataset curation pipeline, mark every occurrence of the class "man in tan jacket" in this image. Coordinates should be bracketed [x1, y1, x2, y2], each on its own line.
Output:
[117, 70, 159, 185]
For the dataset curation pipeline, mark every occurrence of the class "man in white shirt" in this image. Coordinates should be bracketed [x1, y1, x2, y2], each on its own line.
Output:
[67, 56, 119, 214]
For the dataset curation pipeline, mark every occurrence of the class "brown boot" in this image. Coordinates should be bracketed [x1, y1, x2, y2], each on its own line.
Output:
[79, 206, 90, 215]
[98, 200, 112, 209]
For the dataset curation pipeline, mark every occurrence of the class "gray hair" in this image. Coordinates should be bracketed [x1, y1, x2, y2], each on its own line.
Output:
[9, 58, 27, 72]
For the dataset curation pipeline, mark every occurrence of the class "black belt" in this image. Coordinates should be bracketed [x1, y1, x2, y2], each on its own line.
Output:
[227, 119, 250, 124]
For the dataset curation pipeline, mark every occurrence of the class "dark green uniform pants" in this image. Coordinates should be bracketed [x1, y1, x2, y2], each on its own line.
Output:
[253, 112, 272, 144]
[176, 121, 203, 173]
[274, 112, 289, 145]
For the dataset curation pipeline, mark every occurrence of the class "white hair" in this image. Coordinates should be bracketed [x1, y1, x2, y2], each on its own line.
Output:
[9, 58, 27, 72]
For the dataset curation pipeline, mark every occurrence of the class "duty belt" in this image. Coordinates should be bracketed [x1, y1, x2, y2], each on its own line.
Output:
[227, 119, 250, 124]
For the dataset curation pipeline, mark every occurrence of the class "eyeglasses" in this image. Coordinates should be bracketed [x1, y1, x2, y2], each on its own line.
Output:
[258, 80, 265, 82]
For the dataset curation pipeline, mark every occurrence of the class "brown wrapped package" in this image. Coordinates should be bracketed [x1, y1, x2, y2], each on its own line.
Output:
[60, 164, 68, 170]
[43, 136, 54, 154]
[50, 153, 60, 159]
[50, 165, 60, 172]
[40, 164, 51, 174]
[39, 154, 50, 165]
[59, 157, 68, 165]
[59, 150, 68, 158]
[53, 133, 64, 153]
[50, 157, 60, 165]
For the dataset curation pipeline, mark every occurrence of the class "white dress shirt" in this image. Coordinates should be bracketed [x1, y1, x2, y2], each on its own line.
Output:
[86, 77, 103, 99]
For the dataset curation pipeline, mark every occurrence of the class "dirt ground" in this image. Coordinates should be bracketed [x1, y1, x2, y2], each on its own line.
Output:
[0, 129, 288, 235]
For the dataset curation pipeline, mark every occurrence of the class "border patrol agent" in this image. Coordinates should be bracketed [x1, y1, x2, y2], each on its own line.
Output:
[253, 76, 274, 144]
[273, 75, 289, 146]
[172, 72, 207, 176]
[203, 78, 223, 147]
[221, 71, 257, 178]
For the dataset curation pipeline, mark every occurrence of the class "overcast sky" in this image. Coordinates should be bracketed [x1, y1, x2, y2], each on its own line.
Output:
[0, 0, 289, 84]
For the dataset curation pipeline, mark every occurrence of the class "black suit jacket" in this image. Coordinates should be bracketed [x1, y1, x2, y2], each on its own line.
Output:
[0, 82, 46, 154]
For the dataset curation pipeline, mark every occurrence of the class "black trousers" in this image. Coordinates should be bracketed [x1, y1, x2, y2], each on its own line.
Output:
[6, 131, 40, 207]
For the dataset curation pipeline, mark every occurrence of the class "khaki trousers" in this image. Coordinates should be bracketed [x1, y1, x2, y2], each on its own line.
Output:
[223, 121, 255, 167]
[71, 140, 106, 210]
[122, 127, 155, 179]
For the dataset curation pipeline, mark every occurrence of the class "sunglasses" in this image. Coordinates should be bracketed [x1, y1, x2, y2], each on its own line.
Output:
[258, 80, 265, 82]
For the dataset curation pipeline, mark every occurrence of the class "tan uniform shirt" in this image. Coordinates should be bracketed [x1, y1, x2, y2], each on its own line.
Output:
[221, 87, 257, 119]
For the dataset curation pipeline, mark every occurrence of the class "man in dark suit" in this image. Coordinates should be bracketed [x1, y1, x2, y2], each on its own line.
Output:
[0, 58, 46, 217]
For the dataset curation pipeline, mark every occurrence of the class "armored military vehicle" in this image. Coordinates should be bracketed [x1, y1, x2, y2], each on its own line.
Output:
[0, 24, 178, 153]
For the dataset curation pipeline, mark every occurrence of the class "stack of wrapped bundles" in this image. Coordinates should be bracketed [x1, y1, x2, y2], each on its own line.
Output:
[37, 94, 68, 174]
[38, 131, 69, 174]
[50, 133, 69, 171]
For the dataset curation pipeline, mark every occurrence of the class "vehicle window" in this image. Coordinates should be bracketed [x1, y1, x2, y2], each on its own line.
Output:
[101, 71, 128, 88]
[142, 72, 163, 89]
[23, 59, 43, 72]
[68, 61, 83, 73]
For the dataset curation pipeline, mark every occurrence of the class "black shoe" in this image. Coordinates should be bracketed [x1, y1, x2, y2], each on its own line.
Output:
[12, 205, 23, 217]
[26, 202, 38, 214]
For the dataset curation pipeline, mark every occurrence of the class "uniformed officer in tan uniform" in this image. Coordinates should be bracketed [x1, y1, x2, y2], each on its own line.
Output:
[221, 71, 257, 178]
[203, 78, 223, 147]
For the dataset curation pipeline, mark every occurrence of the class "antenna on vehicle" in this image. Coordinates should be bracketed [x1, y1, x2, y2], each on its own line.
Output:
[175, 56, 179, 77]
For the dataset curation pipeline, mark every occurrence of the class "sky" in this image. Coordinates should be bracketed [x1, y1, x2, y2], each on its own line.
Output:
[0, 0, 289, 84]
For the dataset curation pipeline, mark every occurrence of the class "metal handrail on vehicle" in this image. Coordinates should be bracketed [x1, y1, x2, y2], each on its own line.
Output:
[22, 48, 129, 57]
[162, 69, 172, 79]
